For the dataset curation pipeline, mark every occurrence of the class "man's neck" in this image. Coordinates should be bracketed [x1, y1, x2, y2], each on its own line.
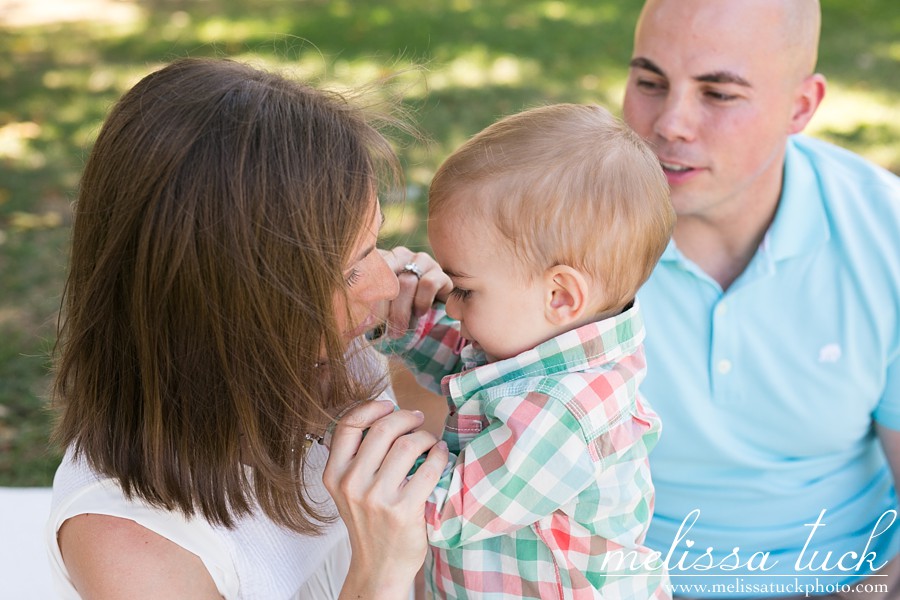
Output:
[673, 220, 762, 290]
[673, 185, 782, 291]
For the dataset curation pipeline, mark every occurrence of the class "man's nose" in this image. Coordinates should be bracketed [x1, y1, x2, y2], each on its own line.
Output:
[653, 90, 698, 143]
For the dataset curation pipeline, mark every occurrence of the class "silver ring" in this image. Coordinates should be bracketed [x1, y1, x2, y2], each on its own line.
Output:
[401, 262, 424, 280]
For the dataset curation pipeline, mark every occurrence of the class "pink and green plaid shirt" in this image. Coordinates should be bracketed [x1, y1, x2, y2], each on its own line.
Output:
[381, 302, 670, 599]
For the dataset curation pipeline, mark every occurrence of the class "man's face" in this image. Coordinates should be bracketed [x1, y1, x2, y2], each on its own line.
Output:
[622, 0, 805, 220]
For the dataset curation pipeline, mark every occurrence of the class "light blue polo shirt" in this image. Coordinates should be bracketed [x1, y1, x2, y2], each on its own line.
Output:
[639, 135, 900, 596]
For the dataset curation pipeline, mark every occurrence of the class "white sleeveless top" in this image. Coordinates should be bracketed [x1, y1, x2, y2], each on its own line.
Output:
[47, 443, 350, 599]
[47, 345, 396, 599]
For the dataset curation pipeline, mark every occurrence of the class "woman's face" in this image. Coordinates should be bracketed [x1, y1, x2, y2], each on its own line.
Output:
[334, 198, 399, 342]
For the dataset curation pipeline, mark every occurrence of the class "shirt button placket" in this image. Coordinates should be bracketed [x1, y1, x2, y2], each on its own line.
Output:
[709, 298, 739, 403]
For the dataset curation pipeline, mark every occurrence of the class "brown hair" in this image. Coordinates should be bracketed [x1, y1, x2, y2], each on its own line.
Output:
[53, 58, 400, 533]
[428, 103, 674, 314]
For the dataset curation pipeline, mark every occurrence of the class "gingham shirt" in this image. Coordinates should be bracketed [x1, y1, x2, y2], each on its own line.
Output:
[383, 302, 670, 599]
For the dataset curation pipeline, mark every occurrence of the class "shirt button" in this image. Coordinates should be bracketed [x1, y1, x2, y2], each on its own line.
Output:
[715, 303, 727, 317]
[717, 359, 732, 374]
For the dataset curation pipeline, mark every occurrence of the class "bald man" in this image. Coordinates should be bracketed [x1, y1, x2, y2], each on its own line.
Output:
[623, 0, 900, 598]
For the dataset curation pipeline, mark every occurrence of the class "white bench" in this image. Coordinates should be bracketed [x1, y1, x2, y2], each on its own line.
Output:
[0, 488, 54, 599]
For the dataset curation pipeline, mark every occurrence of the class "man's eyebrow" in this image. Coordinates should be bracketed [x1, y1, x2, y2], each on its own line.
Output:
[630, 57, 751, 88]
[629, 57, 665, 77]
[696, 71, 752, 87]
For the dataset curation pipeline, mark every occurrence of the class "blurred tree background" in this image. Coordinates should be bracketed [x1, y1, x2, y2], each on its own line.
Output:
[1, 0, 898, 486]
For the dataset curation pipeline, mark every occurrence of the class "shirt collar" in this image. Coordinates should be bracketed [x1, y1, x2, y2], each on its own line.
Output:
[659, 238, 680, 263]
[764, 135, 831, 261]
[442, 301, 645, 404]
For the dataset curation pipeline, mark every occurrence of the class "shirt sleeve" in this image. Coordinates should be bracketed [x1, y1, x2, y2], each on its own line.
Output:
[374, 303, 464, 396]
[874, 350, 900, 430]
[424, 390, 597, 548]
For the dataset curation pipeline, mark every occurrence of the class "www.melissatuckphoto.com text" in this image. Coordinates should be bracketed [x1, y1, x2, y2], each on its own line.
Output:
[665, 577, 889, 598]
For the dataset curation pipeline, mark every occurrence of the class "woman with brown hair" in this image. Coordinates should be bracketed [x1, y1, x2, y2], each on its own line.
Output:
[46, 57, 450, 599]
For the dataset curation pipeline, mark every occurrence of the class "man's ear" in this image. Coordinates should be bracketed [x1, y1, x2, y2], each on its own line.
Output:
[788, 73, 826, 135]
[544, 265, 590, 326]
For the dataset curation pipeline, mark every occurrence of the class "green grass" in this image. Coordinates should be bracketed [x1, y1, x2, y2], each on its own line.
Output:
[1, 0, 899, 486]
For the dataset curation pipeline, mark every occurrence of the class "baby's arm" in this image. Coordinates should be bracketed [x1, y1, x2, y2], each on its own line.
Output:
[375, 303, 465, 395]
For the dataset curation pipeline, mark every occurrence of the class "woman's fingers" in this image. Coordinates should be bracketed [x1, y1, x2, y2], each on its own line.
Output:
[322, 400, 395, 485]
[349, 409, 428, 476]
[401, 250, 452, 316]
[324, 402, 446, 497]
[383, 247, 452, 338]
[410, 252, 452, 316]
[401, 439, 449, 502]
[388, 272, 419, 337]
[372, 429, 443, 484]
[324, 403, 429, 487]
[381, 246, 409, 272]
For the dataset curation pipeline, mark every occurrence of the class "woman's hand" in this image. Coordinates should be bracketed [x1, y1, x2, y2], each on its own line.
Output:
[323, 400, 448, 600]
[380, 247, 452, 339]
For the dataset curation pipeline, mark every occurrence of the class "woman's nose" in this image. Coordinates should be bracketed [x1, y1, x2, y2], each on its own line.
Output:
[377, 255, 401, 303]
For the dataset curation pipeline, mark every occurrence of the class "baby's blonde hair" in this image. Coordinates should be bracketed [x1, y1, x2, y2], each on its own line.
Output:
[429, 103, 674, 314]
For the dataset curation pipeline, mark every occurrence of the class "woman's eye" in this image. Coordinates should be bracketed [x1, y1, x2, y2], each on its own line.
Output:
[345, 269, 362, 287]
[449, 287, 471, 301]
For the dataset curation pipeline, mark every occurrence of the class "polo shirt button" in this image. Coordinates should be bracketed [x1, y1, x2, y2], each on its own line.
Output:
[717, 359, 732, 374]
[715, 303, 727, 317]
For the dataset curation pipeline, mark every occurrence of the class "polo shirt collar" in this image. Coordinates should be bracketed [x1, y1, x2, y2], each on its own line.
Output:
[659, 239, 680, 263]
[764, 135, 831, 261]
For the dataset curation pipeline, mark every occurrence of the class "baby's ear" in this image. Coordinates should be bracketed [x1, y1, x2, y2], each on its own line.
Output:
[543, 265, 590, 326]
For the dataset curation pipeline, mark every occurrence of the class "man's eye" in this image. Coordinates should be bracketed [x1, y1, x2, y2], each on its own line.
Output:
[705, 90, 737, 102]
[636, 78, 666, 92]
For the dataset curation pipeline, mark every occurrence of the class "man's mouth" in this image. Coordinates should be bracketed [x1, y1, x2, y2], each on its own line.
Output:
[660, 161, 693, 173]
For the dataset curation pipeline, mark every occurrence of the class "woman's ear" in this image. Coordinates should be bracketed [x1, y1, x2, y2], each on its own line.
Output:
[543, 265, 590, 326]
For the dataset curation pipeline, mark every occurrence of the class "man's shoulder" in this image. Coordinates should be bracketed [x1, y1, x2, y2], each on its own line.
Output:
[787, 135, 900, 239]
[790, 135, 900, 193]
